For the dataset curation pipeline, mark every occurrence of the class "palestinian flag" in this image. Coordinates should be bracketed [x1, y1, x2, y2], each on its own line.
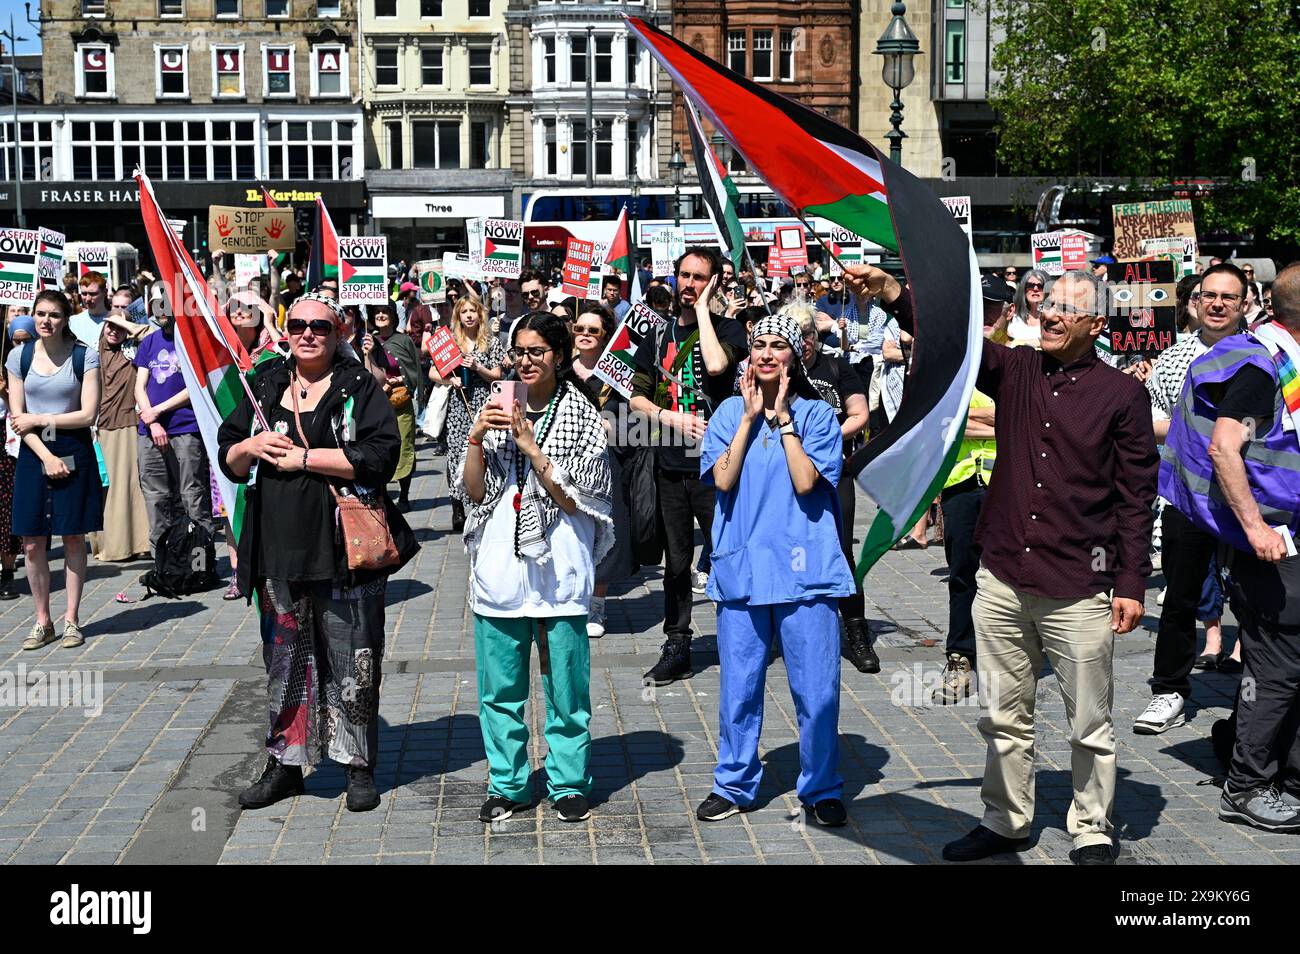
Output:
[0, 243, 38, 287]
[628, 15, 982, 581]
[603, 205, 633, 299]
[340, 251, 386, 289]
[306, 196, 340, 287]
[136, 172, 259, 543]
[684, 99, 747, 264]
[261, 185, 279, 208]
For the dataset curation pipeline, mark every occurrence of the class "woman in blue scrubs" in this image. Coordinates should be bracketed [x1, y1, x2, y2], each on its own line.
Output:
[696, 313, 857, 827]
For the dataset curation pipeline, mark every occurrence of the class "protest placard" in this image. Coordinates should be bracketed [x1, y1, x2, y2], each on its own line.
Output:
[593, 301, 667, 399]
[1111, 199, 1196, 261]
[427, 325, 463, 377]
[1031, 231, 1064, 276]
[1106, 259, 1177, 359]
[1139, 236, 1199, 277]
[0, 229, 40, 306]
[442, 252, 472, 281]
[562, 237, 596, 297]
[466, 217, 484, 278]
[76, 244, 111, 278]
[208, 206, 296, 253]
[941, 196, 973, 239]
[767, 225, 808, 277]
[650, 227, 685, 277]
[339, 236, 389, 305]
[586, 239, 609, 301]
[1061, 231, 1090, 272]
[234, 253, 261, 289]
[38, 228, 65, 291]
[827, 226, 863, 277]
[414, 259, 445, 304]
[481, 218, 524, 280]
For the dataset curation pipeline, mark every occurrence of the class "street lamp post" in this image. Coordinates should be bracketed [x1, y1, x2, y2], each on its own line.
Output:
[874, 2, 920, 168]
[2, 15, 26, 228]
[669, 142, 685, 228]
[629, 161, 640, 265]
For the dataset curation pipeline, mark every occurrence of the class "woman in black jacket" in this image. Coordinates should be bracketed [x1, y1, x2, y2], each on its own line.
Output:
[217, 293, 417, 814]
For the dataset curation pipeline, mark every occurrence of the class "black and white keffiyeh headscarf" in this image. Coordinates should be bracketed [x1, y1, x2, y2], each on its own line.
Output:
[749, 313, 803, 351]
[454, 379, 614, 566]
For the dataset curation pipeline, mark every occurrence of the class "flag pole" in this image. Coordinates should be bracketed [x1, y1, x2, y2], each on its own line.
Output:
[792, 209, 855, 274]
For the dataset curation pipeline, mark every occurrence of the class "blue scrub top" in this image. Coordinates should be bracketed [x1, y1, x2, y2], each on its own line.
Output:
[700, 395, 856, 606]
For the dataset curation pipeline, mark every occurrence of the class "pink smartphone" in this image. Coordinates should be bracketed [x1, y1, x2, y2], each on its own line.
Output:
[488, 380, 528, 411]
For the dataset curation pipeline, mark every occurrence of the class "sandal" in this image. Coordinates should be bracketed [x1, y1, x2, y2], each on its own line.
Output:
[222, 580, 243, 601]
[893, 536, 927, 551]
[1192, 652, 1219, 671]
[22, 621, 56, 651]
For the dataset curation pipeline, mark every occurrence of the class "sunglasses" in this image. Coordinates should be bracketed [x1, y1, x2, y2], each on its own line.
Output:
[1025, 282, 1044, 291]
[286, 318, 336, 336]
[574, 326, 603, 337]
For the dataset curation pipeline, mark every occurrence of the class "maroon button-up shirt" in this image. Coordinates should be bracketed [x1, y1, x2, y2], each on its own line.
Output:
[885, 290, 1158, 602]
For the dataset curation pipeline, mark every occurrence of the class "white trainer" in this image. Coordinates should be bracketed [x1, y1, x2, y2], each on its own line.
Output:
[586, 598, 606, 639]
[1134, 692, 1185, 735]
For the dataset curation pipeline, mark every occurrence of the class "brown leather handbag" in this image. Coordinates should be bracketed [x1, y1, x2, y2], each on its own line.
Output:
[291, 386, 400, 572]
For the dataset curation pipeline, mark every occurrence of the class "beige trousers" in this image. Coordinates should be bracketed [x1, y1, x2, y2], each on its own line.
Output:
[972, 564, 1117, 849]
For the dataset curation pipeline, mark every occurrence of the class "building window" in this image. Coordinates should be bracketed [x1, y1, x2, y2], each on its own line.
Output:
[159, 0, 183, 15]
[752, 30, 773, 81]
[471, 120, 490, 168]
[412, 120, 459, 169]
[70, 121, 117, 180]
[945, 20, 965, 83]
[374, 0, 396, 16]
[542, 36, 555, 84]
[215, 0, 239, 16]
[213, 47, 244, 97]
[420, 0, 441, 15]
[266, 0, 289, 15]
[626, 119, 639, 176]
[375, 46, 399, 86]
[779, 30, 795, 81]
[266, 119, 355, 179]
[77, 45, 113, 97]
[0, 121, 56, 182]
[468, 45, 492, 87]
[264, 46, 294, 96]
[727, 31, 745, 75]
[81, 0, 106, 14]
[317, 0, 340, 16]
[593, 119, 612, 176]
[156, 46, 189, 98]
[594, 35, 612, 83]
[469, 0, 489, 16]
[570, 34, 587, 83]
[541, 118, 556, 175]
[626, 37, 638, 85]
[313, 46, 347, 96]
[420, 47, 443, 86]
[385, 120, 403, 168]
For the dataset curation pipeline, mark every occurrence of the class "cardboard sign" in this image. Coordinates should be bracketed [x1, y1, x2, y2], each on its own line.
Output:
[941, 196, 973, 239]
[562, 238, 596, 297]
[414, 259, 445, 304]
[767, 225, 808, 277]
[1106, 259, 1177, 359]
[208, 206, 296, 253]
[0, 228, 40, 306]
[1111, 199, 1196, 262]
[234, 253, 262, 289]
[1031, 231, 1064, 276]
[827, 226, 862, 277]
[339, 236, 389, 306]
[586, 240, 608, 301]
[650, 227, 685, 277]
[76, 244, 111, 278]
[441, 252, 472, 281]
[38, 228, 65, 291]
[427, 325, 463, 377]
[481, 218, 524, 280]
[593, 301, 667, 399]
[466, 217, 485, 278]
[1139, 236, 1199, 277]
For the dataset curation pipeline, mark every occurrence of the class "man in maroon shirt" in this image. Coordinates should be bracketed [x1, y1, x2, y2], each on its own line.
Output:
[844, 265, 1158, 865]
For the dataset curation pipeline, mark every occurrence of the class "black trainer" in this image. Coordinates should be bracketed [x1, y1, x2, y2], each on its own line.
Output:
[697, 793, 752, 821]
[941, 825, 1030, 862]
[804, 798, 848, 827]
[479, 795, 532, 823]
[554, 794, 591, 822]
[345, 765, 380, 812]
[0, 576, 17, 601]
[645, 638, 691, 686]
[842, 618, 880, 674]
[237, 756, 304, 810]
[1072, 844, 1116, 865]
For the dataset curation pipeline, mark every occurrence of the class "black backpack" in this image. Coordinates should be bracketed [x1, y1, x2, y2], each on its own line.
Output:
[19, 340, 87, 381]
[139, 514, 218, 599]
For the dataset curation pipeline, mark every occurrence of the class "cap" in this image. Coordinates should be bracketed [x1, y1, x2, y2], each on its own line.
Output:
[980, 274, 1015, 304]
[400, 282, 419, 293]
[1091, 254, 1116, 265]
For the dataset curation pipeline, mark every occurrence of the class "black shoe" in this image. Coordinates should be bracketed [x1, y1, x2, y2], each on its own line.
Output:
[345, 765, 380, 812]
[431, 440, 448, 457]
[554, 794, 591, 822]
[842, 618, 880, 674]
[1217, 656, 1244, 675]
[1072, 844, 1116, 865]
[804, 798, 847, 827]
[237, 756, 304, 810]
[0, 577, 17, 601]
[697, 793, 746, 821]
[451, 499, 465, 533]
[644, 638, 691, 686]
[942, 825, 1030, 862]
[479, 795, 532, 823]
[397, 498, 412, 514]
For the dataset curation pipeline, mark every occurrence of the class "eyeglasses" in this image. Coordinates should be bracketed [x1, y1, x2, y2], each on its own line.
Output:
[286, 318, 336, 336]
[1042, 301, 1096, 319]
[1025, 282, 1044, 291]
[507, 346, 553, 361]
[573, 326, 603, 337]
[1198, 291, 1242, 304]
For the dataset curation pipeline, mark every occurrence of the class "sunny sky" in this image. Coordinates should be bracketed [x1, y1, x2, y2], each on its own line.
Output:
[0, 0, 40, 54]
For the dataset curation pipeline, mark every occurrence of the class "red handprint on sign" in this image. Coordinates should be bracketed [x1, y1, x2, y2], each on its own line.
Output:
[215, 214, 233, 238]
[265, 218, 286, 240]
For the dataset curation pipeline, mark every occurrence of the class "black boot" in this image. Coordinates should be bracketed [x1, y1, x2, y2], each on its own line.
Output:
[644, 638, 692, 686]
[451, 498, 465, 533]
[237, 756, 304, 809]
[841, 618, 880, 674]
[346, 765, 380, 812]
[0, 570, 17, 601]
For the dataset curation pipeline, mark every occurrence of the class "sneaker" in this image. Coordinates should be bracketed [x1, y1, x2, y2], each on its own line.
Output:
[1279, 790, 1300, 810]
[345, 765, 380, 812]
[0, 577, 18, 601]
[1134, 692, 1185, 734]
[1072, 844, 1116, 865]
[644, 638, 691, 686]
[431, 440, 448, 457]
[60, 620, 85, 649]
[942, 825, 1030, 862]
[804, 798, 847, 827]
[237, 756, 304, 809]
[933, 653, 974, 705]
[841, 618, 880, 675]
[586, 598, 606, 639]
[554, 794, 591, 822]
[21, 621, 56, 651]
[1219, 784, 1300, 832]
[691, 570, 709, 594]
[696, 793, 744, 821]
[479, 795, 532, 823]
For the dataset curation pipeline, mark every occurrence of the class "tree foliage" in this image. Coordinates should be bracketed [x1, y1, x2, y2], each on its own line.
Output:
[988, 0, 1300, 246]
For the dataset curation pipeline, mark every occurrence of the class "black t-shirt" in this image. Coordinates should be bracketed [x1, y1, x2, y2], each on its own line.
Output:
[804, 350, 866, 424]
[258, 406, 337, 582]
[1214, 364, 1275, 428]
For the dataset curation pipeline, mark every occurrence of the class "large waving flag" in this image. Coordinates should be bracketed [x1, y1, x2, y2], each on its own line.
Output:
[603, 205, 633, 299]
[137, 172, 264, 544]
[306, 196, 340, 288]
[627, 16, 982, 580]
[683, 98, 747, 264]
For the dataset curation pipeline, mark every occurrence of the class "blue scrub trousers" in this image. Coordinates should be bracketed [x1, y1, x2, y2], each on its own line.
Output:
[713, 596, 843, 806]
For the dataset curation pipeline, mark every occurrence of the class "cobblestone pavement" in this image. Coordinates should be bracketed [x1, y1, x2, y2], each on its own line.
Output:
[1, 446, 1293, 865]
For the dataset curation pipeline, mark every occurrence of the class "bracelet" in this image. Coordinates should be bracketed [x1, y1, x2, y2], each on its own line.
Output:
[467, 436, 483, 446]
[302, 449, 309, 471]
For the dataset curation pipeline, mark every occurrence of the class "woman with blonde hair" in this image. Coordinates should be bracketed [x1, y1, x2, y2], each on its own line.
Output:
[434, 293, 505, 531]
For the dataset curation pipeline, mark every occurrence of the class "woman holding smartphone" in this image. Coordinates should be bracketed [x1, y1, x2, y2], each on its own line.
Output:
[4, 290, 103, 650]
[456, 311, 613, 824]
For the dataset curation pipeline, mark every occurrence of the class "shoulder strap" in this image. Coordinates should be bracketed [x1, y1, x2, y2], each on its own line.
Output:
[19, 340, 33, 378]
[72, 343, 86, 382]
[290, 385, 344, 504]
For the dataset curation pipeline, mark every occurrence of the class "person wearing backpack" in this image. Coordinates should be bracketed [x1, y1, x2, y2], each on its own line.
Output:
[4, 290, 103, 650]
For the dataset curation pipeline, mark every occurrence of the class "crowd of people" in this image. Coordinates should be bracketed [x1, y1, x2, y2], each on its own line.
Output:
[1, 237, 1296, 863]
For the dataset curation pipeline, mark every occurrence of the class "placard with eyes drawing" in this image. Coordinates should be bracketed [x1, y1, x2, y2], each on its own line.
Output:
[1107, 259, 1177, 359]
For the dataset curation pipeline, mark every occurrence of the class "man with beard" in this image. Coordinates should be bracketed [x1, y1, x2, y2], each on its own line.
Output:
[630, 247, 748, 685]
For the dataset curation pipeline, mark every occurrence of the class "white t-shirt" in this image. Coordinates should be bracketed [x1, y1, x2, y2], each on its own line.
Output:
[470, 478, 597, 618]
[1007, 314, 1042, 345]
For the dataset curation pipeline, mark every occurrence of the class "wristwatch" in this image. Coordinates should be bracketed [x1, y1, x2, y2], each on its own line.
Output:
[778, 418, 798, 438]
